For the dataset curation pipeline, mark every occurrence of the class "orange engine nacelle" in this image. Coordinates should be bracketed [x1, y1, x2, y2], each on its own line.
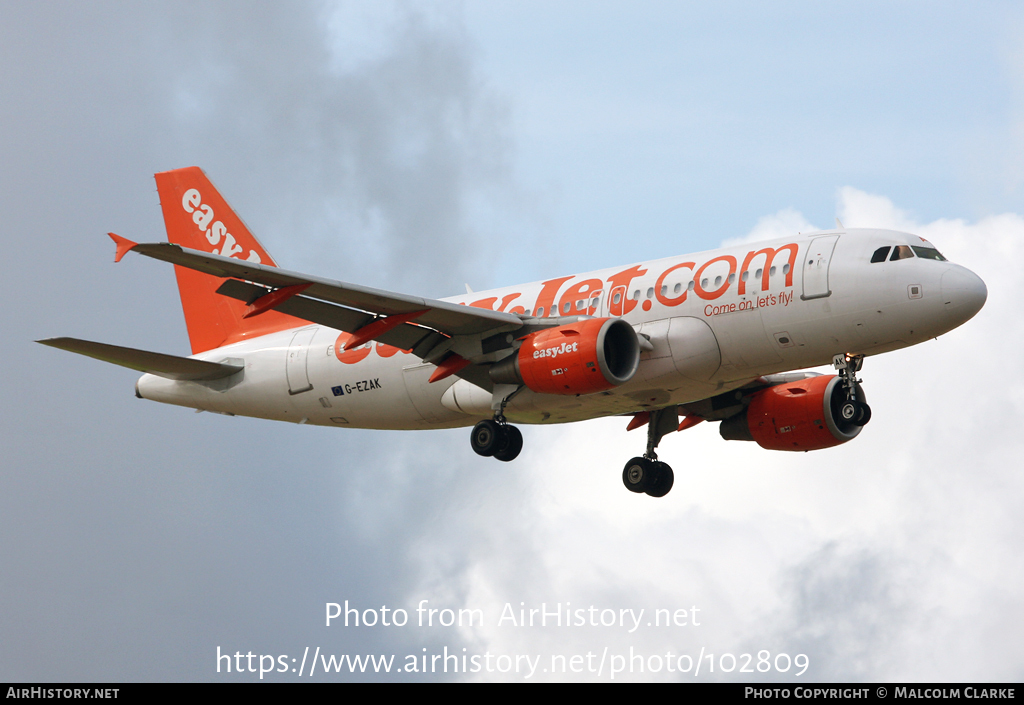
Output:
[489, 318, 640, 395]
[719, 375, 864, 451]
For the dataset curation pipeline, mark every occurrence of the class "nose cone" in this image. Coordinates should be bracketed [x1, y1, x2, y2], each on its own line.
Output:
[941, 265, 987, 326]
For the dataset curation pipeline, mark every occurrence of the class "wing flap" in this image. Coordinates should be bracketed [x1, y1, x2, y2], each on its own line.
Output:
[37, 337, 243, 381]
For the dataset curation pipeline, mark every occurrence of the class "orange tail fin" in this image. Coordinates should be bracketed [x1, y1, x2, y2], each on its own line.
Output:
[155, 167, 303, 354]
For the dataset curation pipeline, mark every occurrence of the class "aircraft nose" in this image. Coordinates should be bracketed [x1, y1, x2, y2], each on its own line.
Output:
[941, 265, 987, 325]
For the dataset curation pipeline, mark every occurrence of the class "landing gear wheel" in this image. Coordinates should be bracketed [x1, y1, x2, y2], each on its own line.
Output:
[853, 401, 872, 426]
[834, 353, 869, 427]
[839, 400, 858, 424]
[470, 419, 501, 457]
[493, 425, 523, 462]
[622, 457, 652, 493]
[645, 462, 674, 498]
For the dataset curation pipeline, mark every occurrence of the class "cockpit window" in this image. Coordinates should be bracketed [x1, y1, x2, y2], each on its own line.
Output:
[870, 246, 891, 263]
[890, 245, 915, 261]
[911, 246, 947, 261]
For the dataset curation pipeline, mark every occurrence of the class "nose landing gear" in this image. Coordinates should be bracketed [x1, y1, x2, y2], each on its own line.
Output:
[833, 353, 871, 427]
[622, 406, 677, 498]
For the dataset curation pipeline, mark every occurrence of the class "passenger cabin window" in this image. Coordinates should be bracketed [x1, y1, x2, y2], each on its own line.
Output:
[870, 246, 891, 263]
[890, 245, 915, 261]
[912, 246, 947, 261]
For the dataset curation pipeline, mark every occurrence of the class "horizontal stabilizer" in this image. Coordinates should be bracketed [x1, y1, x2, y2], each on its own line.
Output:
[36, 337, 243, 381]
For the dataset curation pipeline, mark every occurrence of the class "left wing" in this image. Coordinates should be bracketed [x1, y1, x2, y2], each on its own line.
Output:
[128, 241, 522, 336]
[115, 237, 564, 391]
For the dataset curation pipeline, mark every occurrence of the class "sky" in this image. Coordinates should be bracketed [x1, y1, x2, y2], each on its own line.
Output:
[1, 0, 1022, 682]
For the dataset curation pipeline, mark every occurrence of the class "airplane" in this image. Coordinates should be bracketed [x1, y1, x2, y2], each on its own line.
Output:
[38, 167, 988, 498]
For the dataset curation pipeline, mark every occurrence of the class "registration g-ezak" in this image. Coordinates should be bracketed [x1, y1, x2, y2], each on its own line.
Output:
[41, 168, 987, 498]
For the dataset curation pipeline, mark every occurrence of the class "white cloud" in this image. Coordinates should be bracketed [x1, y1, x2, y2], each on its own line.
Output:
[722, 207, 820, 246]
[836, 187, 919, 232]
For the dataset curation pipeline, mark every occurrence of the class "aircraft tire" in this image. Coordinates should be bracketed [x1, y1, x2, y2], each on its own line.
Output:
[645, 462, 674, 498]
[471, 419, 501, 457]
[622, 457, 652, 493]
[854, 401, 872, 426]
[494, 425, 523, 462]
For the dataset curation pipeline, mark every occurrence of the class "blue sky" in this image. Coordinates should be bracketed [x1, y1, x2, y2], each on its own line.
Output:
[450, 1, 1024, 276]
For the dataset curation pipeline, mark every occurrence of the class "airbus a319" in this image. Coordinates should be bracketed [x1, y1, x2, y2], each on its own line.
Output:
[40, 167, 987, 498]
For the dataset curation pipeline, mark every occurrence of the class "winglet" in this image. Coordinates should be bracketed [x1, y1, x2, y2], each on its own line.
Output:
[108, 233, 138, 263]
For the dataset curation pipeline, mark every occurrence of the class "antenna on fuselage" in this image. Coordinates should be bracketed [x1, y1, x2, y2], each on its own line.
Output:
[835, 218, 845, 230]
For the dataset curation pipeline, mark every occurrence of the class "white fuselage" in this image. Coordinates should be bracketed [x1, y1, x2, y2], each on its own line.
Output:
[136, 228, 986, 430]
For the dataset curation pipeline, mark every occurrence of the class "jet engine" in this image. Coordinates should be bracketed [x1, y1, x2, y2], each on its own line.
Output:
[490, 318, 640, 395]
[719, 375, 866, 451]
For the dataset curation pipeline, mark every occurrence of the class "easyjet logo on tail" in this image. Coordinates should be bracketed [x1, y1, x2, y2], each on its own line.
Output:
[181, 188, 262, 263]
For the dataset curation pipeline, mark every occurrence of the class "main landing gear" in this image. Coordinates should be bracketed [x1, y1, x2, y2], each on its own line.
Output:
[833, 353, 871, 427]
[622, 406, 676, 498]
[470, 388, 524, 462]
[470, 418, 523, 462]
